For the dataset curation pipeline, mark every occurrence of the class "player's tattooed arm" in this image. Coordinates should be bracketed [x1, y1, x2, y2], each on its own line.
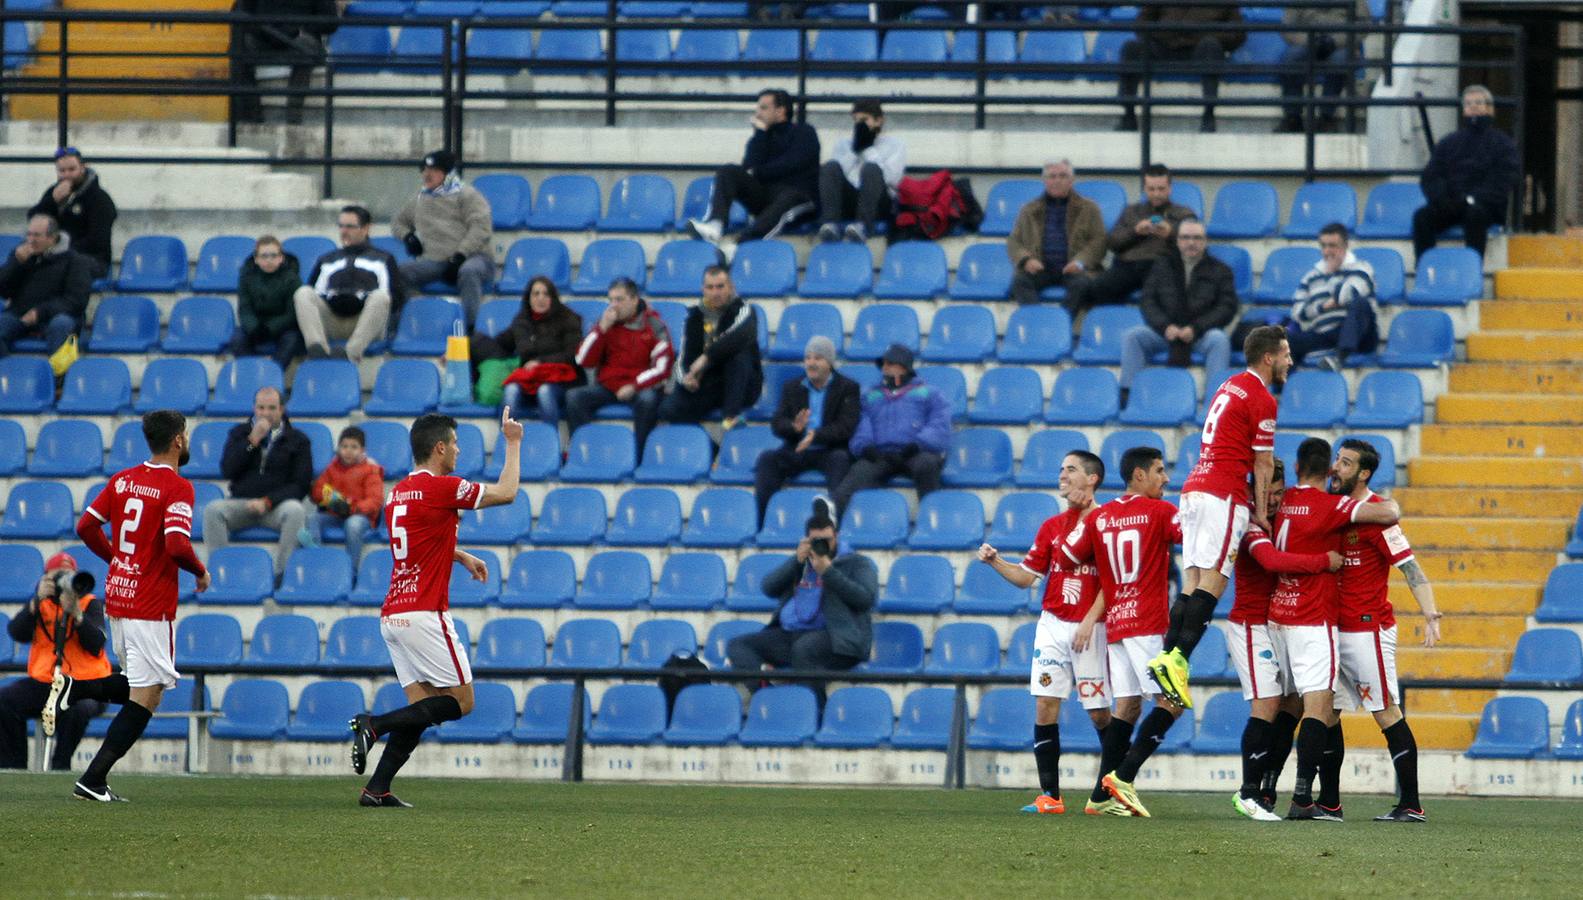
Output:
[1398, 558, 1440, 648]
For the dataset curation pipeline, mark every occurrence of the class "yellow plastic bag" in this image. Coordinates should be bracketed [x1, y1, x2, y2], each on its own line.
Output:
[48, 334, 79, 377]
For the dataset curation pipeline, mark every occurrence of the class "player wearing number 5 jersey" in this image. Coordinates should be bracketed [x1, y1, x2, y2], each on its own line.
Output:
[57, 411, 211, 802]
[1148, 325, 1292, 712]
[347, 409, 523, 808]
[1062, 446, 1183, 817]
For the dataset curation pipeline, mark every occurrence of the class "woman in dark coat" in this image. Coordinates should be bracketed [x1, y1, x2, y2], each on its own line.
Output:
[473, 275, 584, 424]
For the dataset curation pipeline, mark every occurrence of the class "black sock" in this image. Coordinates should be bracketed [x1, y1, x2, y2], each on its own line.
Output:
[366, 727, 424, 795]
[70, 674, 130, 705]
[1173, 590, 1221, 658]
[1163, 594, 1190, 651]
[1291, 716, 1327, 806]
[1318, 721, 1345, 808]
[1262, 709, 1301, 798]
[1033, 722, 1061, 797]
[1239, 717, 1274, 799]
[370, 695, 463, 737]
[1383, 719, 1421, 810]
[79, 700, 152, 787]
[1115, 707, 1177, 783]
[1091, 717, 1134, 803]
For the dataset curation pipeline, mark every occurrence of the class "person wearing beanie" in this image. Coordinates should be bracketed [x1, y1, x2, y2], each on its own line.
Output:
[659, 266, 763, 434]
[831, 343, 952, 514]
[816, 99, 906, 244]
[753, 333, 862, 526]
[392, 149, 496, 327]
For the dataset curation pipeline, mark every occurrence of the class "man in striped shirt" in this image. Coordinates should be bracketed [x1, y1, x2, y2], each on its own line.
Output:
[1285, 223, 1379, 371]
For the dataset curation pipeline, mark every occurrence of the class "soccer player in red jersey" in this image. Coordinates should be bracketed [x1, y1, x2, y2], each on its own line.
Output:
[1061, 446, 1182, 817]
[55, 411, 211, 802]
[1148, 325, 1292, 710]
[1327, 438, 1440, 823]
[1267, 437, 1399, 821]
[348, 409, 523, 807]
[978, 450, 1131, 816]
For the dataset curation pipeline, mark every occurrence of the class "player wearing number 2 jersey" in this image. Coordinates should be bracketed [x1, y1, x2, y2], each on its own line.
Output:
[1148, 325, 1292, 713]
[1062, 446, 1183, 817]
[58, 411, 210, 802]
[347, 409, 524, 808]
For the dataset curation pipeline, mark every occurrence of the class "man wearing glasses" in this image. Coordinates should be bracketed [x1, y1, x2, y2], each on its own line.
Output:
[27, 148, 117, 279]
[292, 205, 403, 365]
[0, 214, 94, 358]
[1283, 223, 1379, 372]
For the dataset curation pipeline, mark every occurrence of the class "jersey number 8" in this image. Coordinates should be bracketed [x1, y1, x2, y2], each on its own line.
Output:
[1201, 392, 1232, 445]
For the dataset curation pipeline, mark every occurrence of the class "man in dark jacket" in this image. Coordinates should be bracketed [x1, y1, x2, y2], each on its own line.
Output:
[204, 386, 314, 578]
[0, 214, 95, 358]
[229, 0, 339, 125]
[753, 335, 861, 526]
[832, 344, 953, 515]
[659, 266, 763, 433]
[474, 275, 584, 425]
[1117, 5, 1246, 133]
[1065, 163, 1196, 316]
[232, 235, 305, 368]
[27, 149, 116, 278]
[292, 204, 403, 364]
[687, 88, 820, 252]
[727, 498, 878, 684]
[1411, 84, 1520, 262]
[1118, 219, 1237, 406]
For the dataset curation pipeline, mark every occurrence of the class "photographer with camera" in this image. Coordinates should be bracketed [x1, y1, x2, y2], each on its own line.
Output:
[0, 553, 109, 770]
[726, 498, 878, 691]
[292, 204, 403, 365]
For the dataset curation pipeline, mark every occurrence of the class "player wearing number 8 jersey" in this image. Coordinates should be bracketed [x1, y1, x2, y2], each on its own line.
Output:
[1147, 325, 1292, 712]
[347, 409, 523, 808]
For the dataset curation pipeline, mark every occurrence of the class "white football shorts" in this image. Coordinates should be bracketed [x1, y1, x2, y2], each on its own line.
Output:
[1180, 491, 1250, 577]
[1029, 611, 1110, 709]
[1107, 633, 1165, 700]
[1226, 620, 1282, 701]
[1334, 626, 1399, 713]
[1268, 621, 1337, 696]
[111, 616, 180, 690]
[382, 610, 473, 688]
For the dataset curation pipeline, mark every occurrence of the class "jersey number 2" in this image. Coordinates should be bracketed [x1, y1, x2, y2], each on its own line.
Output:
[118, 498, 144, 554]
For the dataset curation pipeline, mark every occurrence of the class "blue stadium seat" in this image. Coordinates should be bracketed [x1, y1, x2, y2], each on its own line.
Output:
[947, 29, 1016, 74]
[512, 682, 590, 744]
[926, 622, 1000, 674]
[740, 685, 818, 747]
[281, 236, 335, 281]
[810, 28, 877, 63]
[880, 28, 948, 72]
[57, 358, 131, 415]
[391, 297, 463, 356]
[199, 547, 275, 605]
[1017, 29, 1085, 78]
[284, 681, 367, 741]
[348, 549, 392, 606]
[1277, 370, 1348, 428]
[1281, 182, 1358, 238]
[209, 679, 290, 740]
[0, 421, 25, 476]
[241, 614, 321, 669]
[997, 622, 1036, 677]
[1207, 181, 1279, 238]
[728, 239, 796, 298]
[968, 366, 1041, 424]
[874, 242, 948, 300]
[651, 552, 727, 611]
[296, 421, 334, 474]
[527, 174, 601, 230]
[571, 238, 647, 295]
[1536, 564, 1583, 621]
[1046, 367, 1118, 425]
[458, 490, 532, 545]
[606, 488, 682, 546]
[1378, 309, 1454, 367]
[674, 28, 740, 66]
[115, 235, 188, 291]
[328, 21, 393, 70]
[162, 295, 236, 354]
[863, 620, 925, 673]
[1075, 180, 1128, 228]
[471, 173, 531, 229]
[1085, 28, 1131, 72]
[890, 687, 955, 750]
[877, 555, 955, 614]
[1355, 182, 1424, 240]
[465, 23, 535, 72]
[483, 420, 560, 480]
[1346, 371, 1423, 428]
[800, 243, 873, 299]
[134, 357, 208, 415]
[458, 421, 491, 478]
[812, 686, 893, 748]
[842, 489, 910, 549]
[389, 20, 453, 73]
[1071, 305, 1145, 365]
[1015, 428, 1090, 488]
[1098, 429, 1166, 489]
[757, 487, 824, 547]
[1206, 243, 1253, 298]
[620, 1, 688, 17]
[0, 481, 74, 539]
[175, 614, 244, 667]
[445, 548, 501, 607]
[89, 294, 159, 352]
[1252, 246, 1322, 304]
[647, 240, 721, 297]
[979, 180, 1042, 237]
[846, 303, 919, 360]
[189, 235, 253, 293]
[1556, 699, 1583, 760]
[180, 421, 230, 480]
[474, 299, 517, 339]
[1505, 628, 1583, 682]
[726, 552, 788, 612]
[1407, 247, 1482, 305]
[986, 492, 1060, 550]
[473, 618, 546, 672]
[954, 559, 1028, 615]
[996, 305, 1071, 364]
[497, 237, 572, 293]
[529, 487, 607, 545]
[679, 174, 749, 231]
[1162, 180, 1206, 219]
[943, 428, 1013, 488]
[920, 305, 994, 364]
[281, 358, 358, 416]
[1187, 690, 1250, 753]
[561, 423, 636, 482]
[436, 682, 516, 743]
[29, 420, 102, 477]
[703, 619, 761, 668]
[909, 491, 984, 551]
[681, 488, 758, 548]
[1353, 246, 1405, 303]
[587, 683, 666, 744]
[768, 303, 841, 361]
[365, 357, 441, 416]
[633, 424, 712, 484]
[598, 174, 675, 232]
[0, 356, 55, 413]
[359, 420, 413, 479]
[499, 549, 577, 609]
[624, 618, 699, 668]
[575, 550, 652, 609]
[371, 683, 408, 718]
[273, 547, 354, 605]
[324, 616, 393, 669]
[1119, 366, 1197, 426]
[949, 242, 1014, 301]
[1465, 696, 1550, 759]
[966, 688, 1034, 751]
[209, 357, 286, 416]
[1272, 432, 1310, 480]
[1188, 625, 1230, 678]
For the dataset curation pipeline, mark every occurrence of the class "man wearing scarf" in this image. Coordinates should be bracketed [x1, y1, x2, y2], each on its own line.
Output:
[1410, 85, 1519, 263]
[393, 150, 497, 327]
[816, 99, 906, 244]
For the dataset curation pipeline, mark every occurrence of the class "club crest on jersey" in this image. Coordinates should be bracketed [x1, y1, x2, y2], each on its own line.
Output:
[1258, 418, 1276, 432]
[1038, 673, 1052, 687]
[168, 501, 192, 518]
[455, 480, 474, 500]
[1346, 531, 1360, 545]
[115, 478, 129, 493]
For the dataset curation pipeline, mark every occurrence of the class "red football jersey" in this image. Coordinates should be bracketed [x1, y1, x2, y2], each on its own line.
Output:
[1062, 494, 1182, 642]
[1268, 485, 1362, 627]
[1337, 491, 1410, 632]
[1229, 524, 1278, 626]
[1020, 507, 1101, 623]
[382, 469, 484, 615]
[1183, 370, 1277, 504]
[87, 463, 196, 621]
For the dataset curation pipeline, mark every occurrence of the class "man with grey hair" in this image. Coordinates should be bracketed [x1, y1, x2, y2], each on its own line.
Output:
[0, 213, 94, 358]
[1006, 160, 1106, 307]
[1410, 84, 1519, 262]
[753, 335, 862, 526]
[206, 386, 314, 579]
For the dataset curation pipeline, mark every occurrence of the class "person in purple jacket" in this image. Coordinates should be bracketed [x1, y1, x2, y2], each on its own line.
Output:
[831, 344, 952, 516]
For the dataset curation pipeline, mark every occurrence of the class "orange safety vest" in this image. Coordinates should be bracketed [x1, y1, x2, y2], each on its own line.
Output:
[25, 594, 112, 683]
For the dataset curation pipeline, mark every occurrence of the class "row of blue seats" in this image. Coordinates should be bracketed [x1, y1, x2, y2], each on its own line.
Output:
[1536, 563, 1583, 623]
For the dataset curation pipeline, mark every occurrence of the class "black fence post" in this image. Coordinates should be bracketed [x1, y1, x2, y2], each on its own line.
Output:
[973, 22, 987, 130]
[604, 0, 618, 126]
[562, 675, 586, 783]
[1304, 28, 1316, 181]
[454, 21, 468, 163]
[55, 17, 68, 149]
[440, 21, 455, 153]
[322, 64, 335, 200]
[943, 682, 968, 790]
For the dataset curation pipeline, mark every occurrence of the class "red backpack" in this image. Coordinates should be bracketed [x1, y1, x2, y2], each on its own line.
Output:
[892, 169, 982, 242]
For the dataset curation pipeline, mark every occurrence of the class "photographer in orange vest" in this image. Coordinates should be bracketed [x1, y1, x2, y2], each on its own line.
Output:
[0, 552, 110, 769]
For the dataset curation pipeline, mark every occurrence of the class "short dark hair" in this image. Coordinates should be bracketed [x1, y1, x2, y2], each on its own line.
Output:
[702, 264, 730, 280]
[1142, 163, 1171, 181]
[142, 410, 186, 455]
[1340, 437, 1380, 485]
[1243, 324, 1287, 367]
[1119, 446, 1163, 486]
[1066, 450, 1105, 484]
[1319, 222, 1350, 243]
[338, 426, 366, 447]
[759, 88, 792, 112]
[1271, 456, 1286, 485]
[805, 499, 837, 534]
[339, 205, 371, 227]
[1297, 437, 1333, 480]
[410, 413, 458, 464]
[852, 98, 884, 118]
[608, 276, 640, 298]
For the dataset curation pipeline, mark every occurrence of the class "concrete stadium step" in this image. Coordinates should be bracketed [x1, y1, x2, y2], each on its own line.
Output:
[1446, 365, 1583, 397]
[1476, 301, 1583, 331]
[1434, 393, 1583, 425]
[1503, 234, 1583, 269]
[1400, 614, 1530, 650]
[1408, 687, 1497, 716]
[1465, 332, 1583, 363]
[1494, 267, 1583, 298]
[1397, 646, 1510, 680]
[1389, 582, 1542, 617]
[1393, 487, 1583, 521]
[1406, 518, 1572, 551]
[1338, 712, 1475, 751]
[1418, 423, 1583, 457]
[1407, 550, 1563, 585]
[1407, 455, 1583, 488]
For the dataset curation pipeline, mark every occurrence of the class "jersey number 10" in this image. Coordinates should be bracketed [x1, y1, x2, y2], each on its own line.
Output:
[1100, 529, 1142, 584]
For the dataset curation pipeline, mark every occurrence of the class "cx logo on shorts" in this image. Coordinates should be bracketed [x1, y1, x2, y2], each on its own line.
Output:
[1078, 680, 1106, 699]
[1357, 683, 1374, 701]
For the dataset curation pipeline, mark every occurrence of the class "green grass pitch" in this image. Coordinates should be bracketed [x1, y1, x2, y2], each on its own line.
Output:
[1, 775, 1573, 898]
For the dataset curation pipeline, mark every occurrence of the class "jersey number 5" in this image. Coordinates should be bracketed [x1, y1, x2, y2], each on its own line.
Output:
[391, 504, 408, 560]
[118, 498, 144, 554]
[1100, 529, 1142, 584]
[1201, 393, 1231, 445]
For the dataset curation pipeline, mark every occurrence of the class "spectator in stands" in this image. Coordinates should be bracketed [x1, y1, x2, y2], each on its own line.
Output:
[229, 0, 340, 125]
[1119, 218, 1236, 406]
[686, 89, 820, 254]
[816, 99, 906, 244]
[753, 335, 861, 526]
[1284, 223, 1378, 370]
[832, 344, 952, 515]
[27, 147, 116, 279]
[393, 150, 496, 327]
[658, 266, 764, 433]
[232, 235, 305, 368]
[205, 386, 314, 579]
[474, 275, 584, 427]
[0, 213, 94, 359]
[1065, 163, 1195, 317]
[565, 277, 675, 456]
[1117, 5, 1245, 133]
[1411, 84, 1520, 262]
[1006, 159, 1106, 307]
[0, 553, 108, 771]
[293, 204, 401, 365]
[727, 497, 877, 683]
[301, 425, 384, 567]
[1275, 0, 1363, 133]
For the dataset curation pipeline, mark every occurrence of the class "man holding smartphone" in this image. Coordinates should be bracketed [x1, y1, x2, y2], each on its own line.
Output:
[1064, 163, 1195, 320]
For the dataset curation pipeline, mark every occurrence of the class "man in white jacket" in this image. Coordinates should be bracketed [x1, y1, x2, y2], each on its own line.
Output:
[816, 100, 906, 244]
[1286, 223, 1379, 370]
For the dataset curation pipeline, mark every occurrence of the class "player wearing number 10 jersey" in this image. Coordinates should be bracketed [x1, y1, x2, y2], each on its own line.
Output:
[347, 409, 523, 808]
